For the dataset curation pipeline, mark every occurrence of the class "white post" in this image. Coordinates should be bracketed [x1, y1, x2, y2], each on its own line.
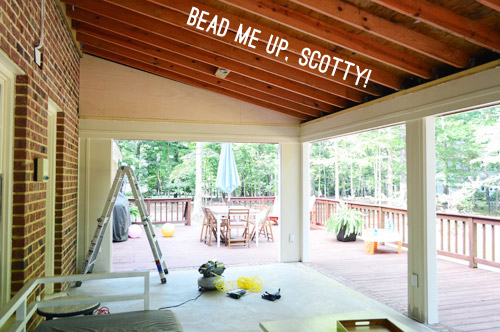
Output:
[78, 138, 114, 273]
[406, 117, 438, 324]
[279, 142, 301, 262]
[301, 142, 311, 262]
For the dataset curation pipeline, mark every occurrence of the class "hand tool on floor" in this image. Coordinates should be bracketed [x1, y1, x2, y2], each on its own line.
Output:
[78, 166, 168, 286]
[262, 289, 281, 301]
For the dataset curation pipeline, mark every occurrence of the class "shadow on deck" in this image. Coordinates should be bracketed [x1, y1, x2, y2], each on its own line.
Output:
[113, 225, 500, 332]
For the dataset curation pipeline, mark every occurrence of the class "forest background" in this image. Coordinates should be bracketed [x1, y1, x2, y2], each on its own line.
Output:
[118, 106, 500, 216]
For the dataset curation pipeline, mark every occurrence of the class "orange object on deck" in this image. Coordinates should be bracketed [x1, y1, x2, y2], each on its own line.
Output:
[269, 216, 279, 225]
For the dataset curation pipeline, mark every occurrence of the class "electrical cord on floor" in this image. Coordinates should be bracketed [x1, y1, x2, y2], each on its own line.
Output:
[157, 291, 205, 310]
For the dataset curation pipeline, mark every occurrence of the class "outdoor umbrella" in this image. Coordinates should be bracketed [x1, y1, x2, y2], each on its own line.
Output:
[215, 143, 241, 202]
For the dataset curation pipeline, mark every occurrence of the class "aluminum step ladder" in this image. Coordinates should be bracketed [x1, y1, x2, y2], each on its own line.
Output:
[77, 166, 168, 286]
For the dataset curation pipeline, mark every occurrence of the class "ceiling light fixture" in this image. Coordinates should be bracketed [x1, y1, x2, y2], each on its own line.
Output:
[215, 68, 230, 79]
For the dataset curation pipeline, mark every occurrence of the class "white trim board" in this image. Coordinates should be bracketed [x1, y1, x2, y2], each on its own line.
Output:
[300, 63, 500, 142]
[79, 118, 300, 143]
[0, 50, 23, 308]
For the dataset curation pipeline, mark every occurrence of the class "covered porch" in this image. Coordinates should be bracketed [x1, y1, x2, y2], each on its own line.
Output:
[77, 57, 500, 328]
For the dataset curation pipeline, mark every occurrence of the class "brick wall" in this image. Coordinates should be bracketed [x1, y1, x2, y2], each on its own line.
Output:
[1, 0, 79, 312]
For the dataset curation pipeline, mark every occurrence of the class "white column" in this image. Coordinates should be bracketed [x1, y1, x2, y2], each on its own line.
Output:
[406, 117, 438, 324]
[301, 142, 311, 262]
[279, 142, 301, 262]
[77, 138, 114, 273]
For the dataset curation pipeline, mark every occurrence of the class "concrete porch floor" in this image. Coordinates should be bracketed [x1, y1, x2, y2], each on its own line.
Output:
[112, 224, 500, 332]
[71, 263, 434, 332]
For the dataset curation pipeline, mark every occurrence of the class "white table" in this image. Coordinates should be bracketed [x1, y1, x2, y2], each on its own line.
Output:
[209, 205, 261, 248]
[362, 228, 402, 254]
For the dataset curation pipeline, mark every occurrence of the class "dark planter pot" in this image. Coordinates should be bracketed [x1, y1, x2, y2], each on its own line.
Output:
[336, 226, 357, 242]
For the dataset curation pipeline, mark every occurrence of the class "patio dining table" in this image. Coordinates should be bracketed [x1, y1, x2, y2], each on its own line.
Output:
[209, 205, 262, 248]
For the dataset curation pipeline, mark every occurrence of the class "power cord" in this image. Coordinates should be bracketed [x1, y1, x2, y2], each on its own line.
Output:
[158, 291, 205, 310]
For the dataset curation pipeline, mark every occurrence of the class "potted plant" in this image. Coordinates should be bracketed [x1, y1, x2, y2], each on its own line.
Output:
[326, 203, 364, 242]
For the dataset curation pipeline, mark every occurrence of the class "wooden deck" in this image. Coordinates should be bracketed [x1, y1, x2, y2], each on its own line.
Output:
[112, 225, 500, 332]
[306, 228, 500, 332]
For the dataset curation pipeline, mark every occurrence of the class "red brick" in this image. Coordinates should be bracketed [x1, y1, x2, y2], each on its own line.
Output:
[3, 0, 80, 312]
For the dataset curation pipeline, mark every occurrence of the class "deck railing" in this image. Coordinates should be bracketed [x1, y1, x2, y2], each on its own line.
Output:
[311, 198, 500, 269]
[228, 196, 276, 209]
[129, 198, 191, 225]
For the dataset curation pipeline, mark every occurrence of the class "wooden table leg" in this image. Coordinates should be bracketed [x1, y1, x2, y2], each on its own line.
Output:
[364, 241, 375, 254]
[397, 241, 402, 254]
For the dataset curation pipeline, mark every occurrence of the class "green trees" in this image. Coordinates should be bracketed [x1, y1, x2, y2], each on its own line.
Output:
[310, 126, 406, 206]
[116, 141, 278, 198]
[310, 106, 500, 215]
[435, 106, 500, 214]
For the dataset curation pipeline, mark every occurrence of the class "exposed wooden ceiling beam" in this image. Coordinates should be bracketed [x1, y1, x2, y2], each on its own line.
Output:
[372, 0, 500, 52]
[68, 10, 345, 111]
[95, 0, 379, 100]
[148, 0, 403, 90]
[76, 29, 323, 117]
[81, 46, 311, 120]
[220, 0, 434, 78]
[292, 0, 470, 68]
[477, 0, 500, 12]
[62, 1, 356, 108]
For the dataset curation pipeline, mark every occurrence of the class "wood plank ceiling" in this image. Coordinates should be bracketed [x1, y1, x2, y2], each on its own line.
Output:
[63, 0, 500, 122]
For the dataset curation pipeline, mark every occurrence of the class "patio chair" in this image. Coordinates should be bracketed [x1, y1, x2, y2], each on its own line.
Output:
[226, 208, 251, 248]
[200, 207, 209, 242]
[204, 207, 228, 246]
[250, 207, 274, 242]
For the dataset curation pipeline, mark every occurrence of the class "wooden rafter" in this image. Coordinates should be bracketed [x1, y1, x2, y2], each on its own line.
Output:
[372, 0, 500, 52]
[76, 29, 322, 117]
[62, 0, 500, 122]
[148, 0, 403, 90]
[292, 0, 470, 68]
[219, 0, 434, 78]
[71, 10, 338, 113]
[477, 0, 500, 12]
[82, 45, 311, 120]
[62, 0, 357, 107]
[69, 9, 338, 113]
[94, 0, 380, 100]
